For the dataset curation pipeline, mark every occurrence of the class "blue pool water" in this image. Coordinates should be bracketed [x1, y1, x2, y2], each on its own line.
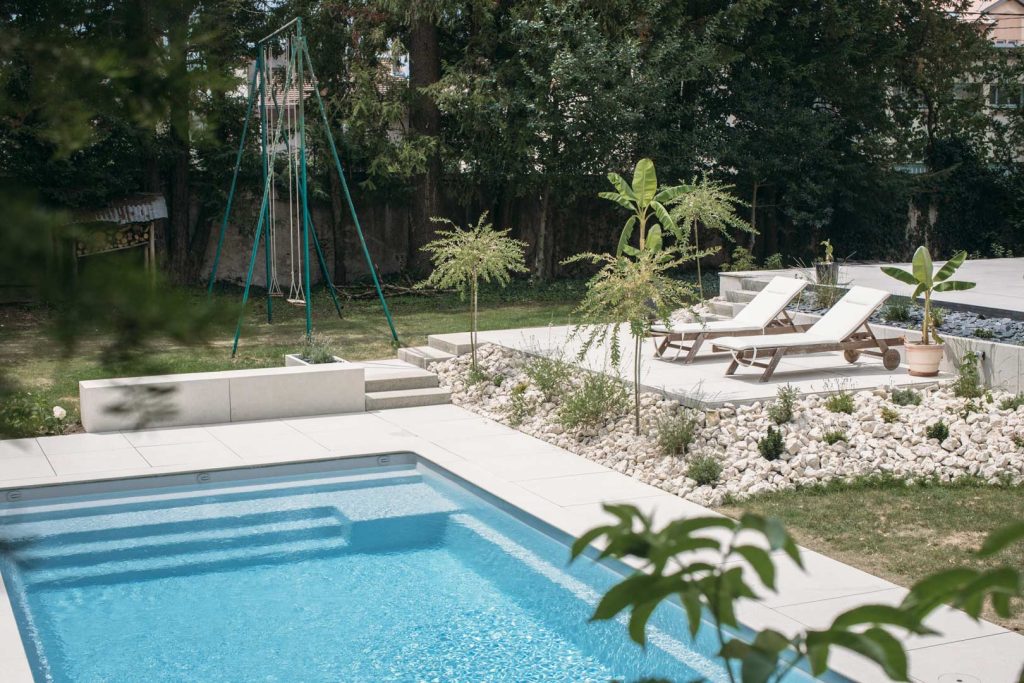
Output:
[0, 461, 824, 682]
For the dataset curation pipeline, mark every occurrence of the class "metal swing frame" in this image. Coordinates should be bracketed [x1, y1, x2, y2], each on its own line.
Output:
[206, 18, 399, 356]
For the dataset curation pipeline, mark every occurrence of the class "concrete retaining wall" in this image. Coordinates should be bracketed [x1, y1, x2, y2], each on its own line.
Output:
[80, 363, 365, 433]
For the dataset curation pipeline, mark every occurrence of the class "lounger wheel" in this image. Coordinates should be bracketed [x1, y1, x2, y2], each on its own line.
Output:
[882, 348, 901, 370]
[843, 350, 861, 363]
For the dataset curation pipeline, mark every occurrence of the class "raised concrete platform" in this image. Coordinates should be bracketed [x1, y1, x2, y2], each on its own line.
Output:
[1, 405, 1019, 682]
[722, 256, 1024, 320]
[428, 326, 944, 408]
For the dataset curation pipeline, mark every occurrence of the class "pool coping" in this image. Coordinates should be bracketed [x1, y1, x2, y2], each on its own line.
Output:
[0, 405, 1021, 682]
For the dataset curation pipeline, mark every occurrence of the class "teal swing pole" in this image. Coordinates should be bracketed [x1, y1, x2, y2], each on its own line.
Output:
[207, 62, 260, 293]
[301, 38, 399, 344]
[225, 17, 398, 353]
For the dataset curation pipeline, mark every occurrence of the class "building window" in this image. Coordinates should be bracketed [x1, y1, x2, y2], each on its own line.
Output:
[989, 85, 1023, 108]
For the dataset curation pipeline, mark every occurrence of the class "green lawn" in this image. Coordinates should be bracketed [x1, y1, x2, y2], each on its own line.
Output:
[718, 477, 1024, 631]
[0, 281, 582, 436]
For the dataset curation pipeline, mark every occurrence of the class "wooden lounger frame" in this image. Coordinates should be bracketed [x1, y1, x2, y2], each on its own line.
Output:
[716, 322, 904, 382]
[651, 310, 809, 364]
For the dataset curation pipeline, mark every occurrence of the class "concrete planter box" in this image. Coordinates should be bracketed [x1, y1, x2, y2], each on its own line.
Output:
[283, 354, 346, 367]
[80, 363, 365, 433]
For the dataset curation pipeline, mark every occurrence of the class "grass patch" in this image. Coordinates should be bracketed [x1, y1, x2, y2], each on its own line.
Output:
[0, 283, 579, 437]
[717, 476, 1024, 630]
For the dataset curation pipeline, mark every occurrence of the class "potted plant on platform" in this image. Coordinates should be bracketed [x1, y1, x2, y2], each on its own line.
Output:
[814, 239, 839, 285]
[881, 247, 975, 377]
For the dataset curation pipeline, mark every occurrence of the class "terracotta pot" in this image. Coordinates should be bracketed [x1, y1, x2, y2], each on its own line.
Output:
[905, 341, 944, 377]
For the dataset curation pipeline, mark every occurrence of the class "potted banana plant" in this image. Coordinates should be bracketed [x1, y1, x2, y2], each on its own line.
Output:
[881, 247, 975, 376]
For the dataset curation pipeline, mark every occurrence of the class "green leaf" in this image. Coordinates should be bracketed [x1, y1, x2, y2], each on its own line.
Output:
[904, 568, 976, 609]
[861, 628, 909, 681]
[734, 545, 776, 590]
[593, 574, 657, 621]
[979, 521, 1024, 557]
[649, 200, 678, 239]
[599, 191, 636, 212]
[629, 599, 659, 645]
[617, 216, 637, 257]
[880, 266, 919, 287]
[831, 604, 927, 633]
[632, 158, 658, 206]
[646, 225, 663, 254]
[571, 526, 612, 559]
[912, 246, 934, 289]
[607, 172, 636, 201]
[933, 251, 967, 282]
[654, 184, 688, 204]
[680, 588, 704, 637]
[933, 279, 977, 292]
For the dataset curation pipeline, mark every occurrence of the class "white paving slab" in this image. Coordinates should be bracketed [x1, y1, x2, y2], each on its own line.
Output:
[0, 403, 1019, 683]
[435, 324, 940, 406]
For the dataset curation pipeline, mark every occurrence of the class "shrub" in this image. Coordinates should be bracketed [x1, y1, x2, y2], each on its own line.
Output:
[467, 365, 491, 385]
[4, 393, 71, 437]
[999, 394, 1024, 411]
[931, 307, 947, 328]
[824, 385, 855, 414]
[492, 374, 504, 387]
[300, 333, 336, 364]
[926, 419, 949, 441]
[891, 388, 922, 406]
[763, 253, 784, 270]
[823, 429, 848, 445]
[767, 384, 799, 425]
[758, 427, 785, 461]
[880, 406, 901, 424]
[525, 354, 575, 401]
[506, 382, 535, 426]
[1014, 434, 1024, 449]
[686, 454, 722, 487]
[558, 372, 629, 431]
[720, 246, 759, 272]
[811, 285, 843, 309]
[655, 408, 700, 456]
[974, 328, 994, 339]
[882, 299, 911, 323]
[953, 351, 983, 399]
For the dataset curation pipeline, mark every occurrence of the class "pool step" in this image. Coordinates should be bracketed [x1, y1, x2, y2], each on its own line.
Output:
[365, 387, 452, 410]
[397, 345, 455, 369]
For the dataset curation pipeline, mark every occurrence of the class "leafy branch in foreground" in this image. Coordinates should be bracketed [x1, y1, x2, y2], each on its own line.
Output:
[564, 247, 700, 435]
[416, 211, 528, 371]
[572, 507, 1024, 683]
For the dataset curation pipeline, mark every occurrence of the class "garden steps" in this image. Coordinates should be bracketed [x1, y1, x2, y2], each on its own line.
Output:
[365, 387, 452, 410]
[362, 362, 439, 393]
[427, 333, 475, 355]
[724, 288, 758, 304]
[397, 345, 456, 369]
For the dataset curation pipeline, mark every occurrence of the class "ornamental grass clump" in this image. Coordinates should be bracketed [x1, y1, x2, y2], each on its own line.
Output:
[655, 408, 700, 456]
[557, 372, 629, 432]
[768, 384, 799, 424]
[686, 454, 722, 487]
[926, 419, 949, 441]
[891, 387, 922, 406]
[417, 212, 527, 372]
[524, 353, 575, 401]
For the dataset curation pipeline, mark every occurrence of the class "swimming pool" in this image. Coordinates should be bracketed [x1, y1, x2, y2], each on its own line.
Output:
[0, 456, 825, 682]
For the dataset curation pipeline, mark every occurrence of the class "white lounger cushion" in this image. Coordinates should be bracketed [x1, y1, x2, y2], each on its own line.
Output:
[713, 286, 891, 351]
[652, 276, 806, 334]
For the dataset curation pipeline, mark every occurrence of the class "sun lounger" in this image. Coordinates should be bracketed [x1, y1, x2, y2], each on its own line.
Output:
[650, 276, 808, 363]
[712, 286, 903, 382]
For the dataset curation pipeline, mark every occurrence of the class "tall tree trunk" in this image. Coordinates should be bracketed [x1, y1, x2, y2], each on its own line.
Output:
[748, 180, 760, 251]
[407, 14, 441, 275]
[328, 166, 348, 284]
[165, 2, 192, 284]
[533, 187, 551, 280]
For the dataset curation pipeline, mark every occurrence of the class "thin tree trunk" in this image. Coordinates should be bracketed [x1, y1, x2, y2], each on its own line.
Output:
[748, 180, 760, 251]
[408, 14, 441, 275]
[165, 1, 192, 284]
[633, 334, 641, 436]
[471, 275, 478, 370]
[533, 187, 551, 280]
[328, 166, 348, 284]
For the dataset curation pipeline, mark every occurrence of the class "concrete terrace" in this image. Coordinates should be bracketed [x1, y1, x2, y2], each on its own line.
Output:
[430, 324, 942, 407]
[726, 256, 1024, 319]
[1, 404, 1021, 683]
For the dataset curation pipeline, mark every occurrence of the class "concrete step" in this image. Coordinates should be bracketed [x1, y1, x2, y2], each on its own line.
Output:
[740, 277, 771, 292]
[364, 365, 439, 392]
[724, 289, 758, 304]
[365, 387, 452, 410]
[427, 333, 475, 355]
[709, 299, 744, 318]
[397, 346, 456, 369]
